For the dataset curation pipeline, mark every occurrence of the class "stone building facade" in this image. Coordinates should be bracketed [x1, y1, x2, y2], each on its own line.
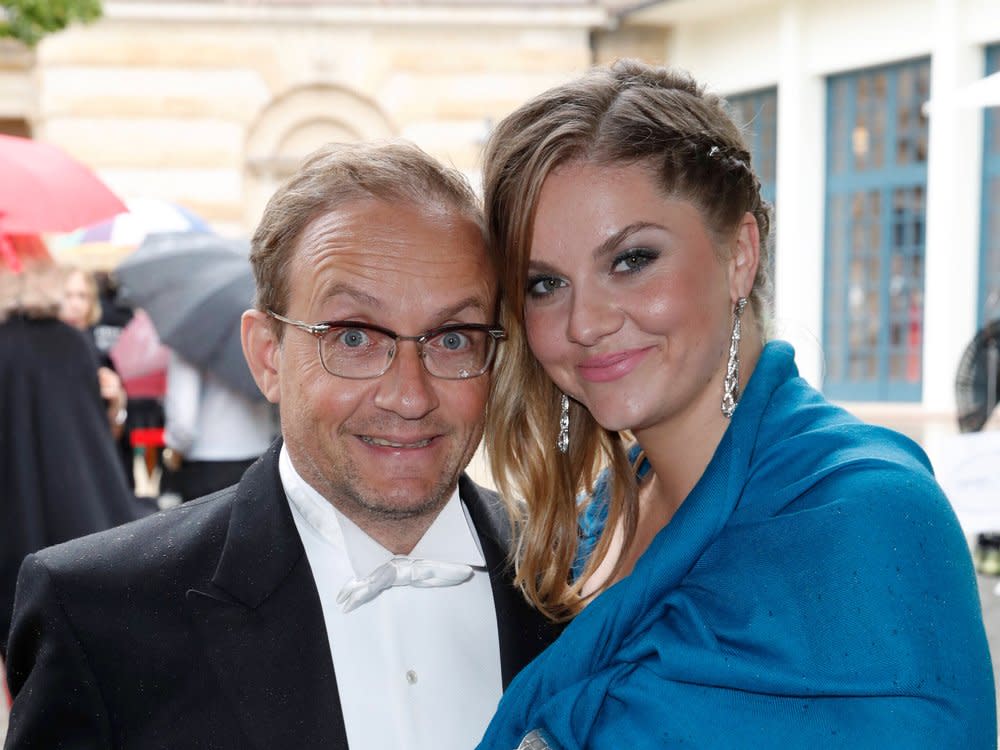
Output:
[0, 1, 660, 235]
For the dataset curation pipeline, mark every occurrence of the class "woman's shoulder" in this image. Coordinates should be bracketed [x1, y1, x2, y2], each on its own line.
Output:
[747, 385, 953, 529]
[1, 316, 96, 367]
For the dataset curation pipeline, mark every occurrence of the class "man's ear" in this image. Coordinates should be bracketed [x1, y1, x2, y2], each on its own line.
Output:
[241, 309, 281, 404]
[728, 211, 760, 302]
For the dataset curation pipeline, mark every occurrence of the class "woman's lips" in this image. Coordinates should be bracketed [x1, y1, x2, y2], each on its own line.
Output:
[577, 347, 652, 383]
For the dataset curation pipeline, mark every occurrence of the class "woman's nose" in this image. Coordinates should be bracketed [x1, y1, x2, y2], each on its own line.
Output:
[566, 290, 624, 347]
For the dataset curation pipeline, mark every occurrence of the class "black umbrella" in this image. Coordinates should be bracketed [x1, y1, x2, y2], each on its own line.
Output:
[115, 231, 263, 400]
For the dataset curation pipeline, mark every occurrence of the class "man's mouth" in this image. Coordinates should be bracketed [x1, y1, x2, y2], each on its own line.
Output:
[360, 436, 433, 449]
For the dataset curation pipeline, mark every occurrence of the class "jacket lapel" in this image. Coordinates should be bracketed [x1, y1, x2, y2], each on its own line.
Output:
[186, 442, 349, 749]
[460, 475, 562, 688]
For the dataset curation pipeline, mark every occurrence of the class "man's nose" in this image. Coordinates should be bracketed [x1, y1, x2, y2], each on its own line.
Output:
[372, 341, 440, 419]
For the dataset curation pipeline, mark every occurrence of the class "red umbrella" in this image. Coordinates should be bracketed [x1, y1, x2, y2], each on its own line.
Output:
[0, 133, 126, 272]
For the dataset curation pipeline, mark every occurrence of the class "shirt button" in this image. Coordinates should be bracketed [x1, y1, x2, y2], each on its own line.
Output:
[405, 669, 418, 685]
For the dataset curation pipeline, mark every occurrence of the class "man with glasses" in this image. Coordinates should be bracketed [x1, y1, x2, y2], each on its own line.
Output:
[4, 141, 557, 749]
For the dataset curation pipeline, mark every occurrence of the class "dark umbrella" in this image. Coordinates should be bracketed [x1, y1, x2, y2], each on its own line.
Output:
[115, 231, 263, 400]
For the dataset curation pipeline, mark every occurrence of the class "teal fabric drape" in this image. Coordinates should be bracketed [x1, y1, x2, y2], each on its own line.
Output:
[479, 341, 995, 749]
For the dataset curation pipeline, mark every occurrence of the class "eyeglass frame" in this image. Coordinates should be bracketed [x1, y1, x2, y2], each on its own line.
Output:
[266, 309, 507, 380]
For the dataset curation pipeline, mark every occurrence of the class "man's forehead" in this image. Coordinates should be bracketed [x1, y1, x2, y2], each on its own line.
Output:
[287, 198, 496, 310]
[315, 278, 493, 313]
[298, 198, 485, 256]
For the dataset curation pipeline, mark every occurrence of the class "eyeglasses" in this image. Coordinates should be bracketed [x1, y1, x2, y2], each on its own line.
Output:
[267, 310, 506, 380]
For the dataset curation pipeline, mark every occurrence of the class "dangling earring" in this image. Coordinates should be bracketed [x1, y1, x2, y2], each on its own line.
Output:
[722, 297, 748, 419]
[557, 394, 570, 453]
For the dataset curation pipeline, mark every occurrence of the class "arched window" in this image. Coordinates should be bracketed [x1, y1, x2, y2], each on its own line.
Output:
[244, 85, 395, 227]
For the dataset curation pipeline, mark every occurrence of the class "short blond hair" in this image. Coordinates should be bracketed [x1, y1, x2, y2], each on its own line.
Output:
[0, 237, 63, 323]
[250, 139, 485, 323]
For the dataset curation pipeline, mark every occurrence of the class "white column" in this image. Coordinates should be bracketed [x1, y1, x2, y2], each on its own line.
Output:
[773, 0, 826, 388]
[922, 0, 982, 412]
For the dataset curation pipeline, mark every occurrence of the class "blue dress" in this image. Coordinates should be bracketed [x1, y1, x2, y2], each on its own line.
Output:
[478, 341, 996, 749]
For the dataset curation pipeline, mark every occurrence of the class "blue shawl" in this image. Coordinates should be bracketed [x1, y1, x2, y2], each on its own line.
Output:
[478, 341, 995, 749]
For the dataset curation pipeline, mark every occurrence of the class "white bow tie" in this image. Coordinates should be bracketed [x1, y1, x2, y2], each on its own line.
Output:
[336, 557, 475, 613]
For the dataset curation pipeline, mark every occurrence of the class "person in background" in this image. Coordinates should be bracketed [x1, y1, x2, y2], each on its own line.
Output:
[58, 265, 101, 332]
[160, 350, 278, 503]
[3, 141, 559, 749]
[91, 271, 134, 358]
[107, 307, 169, 498]
[0, 237, 144, 659]
[59, 266, 129, 442]
[476, 59, 995, 748]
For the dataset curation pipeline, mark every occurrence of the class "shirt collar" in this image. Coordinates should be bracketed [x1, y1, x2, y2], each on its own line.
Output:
[279, 444, 485, 578]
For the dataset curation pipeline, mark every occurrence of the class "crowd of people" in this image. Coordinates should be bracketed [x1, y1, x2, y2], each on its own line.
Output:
[0, 237, 279, 666]
[1, 59, 995, 749]
[0, 241, 143, 665]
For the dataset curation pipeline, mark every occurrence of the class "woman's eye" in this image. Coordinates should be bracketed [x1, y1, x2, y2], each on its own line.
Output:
[526, 276, 566, 298]
[611, 249, 657, 274]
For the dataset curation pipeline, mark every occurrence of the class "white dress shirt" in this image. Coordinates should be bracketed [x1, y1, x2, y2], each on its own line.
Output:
[279, 445, 503, 750]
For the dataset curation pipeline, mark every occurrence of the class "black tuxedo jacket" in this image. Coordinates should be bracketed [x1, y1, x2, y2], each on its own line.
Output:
[4, 441, 558, 749]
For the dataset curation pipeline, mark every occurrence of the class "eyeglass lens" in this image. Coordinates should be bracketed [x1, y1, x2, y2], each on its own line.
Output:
[320, 325, 494, 379]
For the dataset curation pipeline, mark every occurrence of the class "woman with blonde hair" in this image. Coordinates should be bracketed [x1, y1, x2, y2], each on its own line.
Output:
[477, 59, 993, 748]
[0, 240, 142, 657]
[58, 265, 130, 441]
[59, 264, 103, 330]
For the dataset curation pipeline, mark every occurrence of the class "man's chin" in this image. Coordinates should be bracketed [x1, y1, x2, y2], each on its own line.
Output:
[352, 482, 455, 521]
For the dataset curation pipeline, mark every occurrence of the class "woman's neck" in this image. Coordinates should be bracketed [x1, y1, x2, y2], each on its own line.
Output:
[633, 399, 730, 513]
[635, 334, 763, 512]
[615, 335, 764, 583]
[580, 336, 765, 597]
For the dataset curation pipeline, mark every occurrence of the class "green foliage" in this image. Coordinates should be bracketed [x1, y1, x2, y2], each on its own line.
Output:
[0, 0, 103, 46]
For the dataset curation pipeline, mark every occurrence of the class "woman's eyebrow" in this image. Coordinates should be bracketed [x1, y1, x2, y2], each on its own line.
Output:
[591, 221, 667, 262]
[528, 221, 669, 275]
